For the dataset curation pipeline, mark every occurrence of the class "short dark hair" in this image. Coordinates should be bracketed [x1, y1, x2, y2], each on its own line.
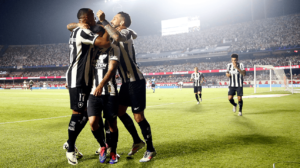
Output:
[118, 11, 131, 27]
[231, 54, 238, 59]
[77, 8, 90, 19]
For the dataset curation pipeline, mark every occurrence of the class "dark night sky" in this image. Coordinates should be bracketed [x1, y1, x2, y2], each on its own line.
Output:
[0, 0, 299, 45]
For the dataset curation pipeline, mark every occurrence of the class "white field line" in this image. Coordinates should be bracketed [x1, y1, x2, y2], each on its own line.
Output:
[0, 116, 69, 125]
[0, 101, 194, 125]
[0, 93, 264, 125]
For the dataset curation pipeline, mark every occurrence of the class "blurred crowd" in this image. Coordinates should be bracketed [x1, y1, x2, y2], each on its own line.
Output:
[135, 13, 300, 53]
[0, 14, 300, 67]
[140, 55, 300, 73]
[0, 44, 69, 67]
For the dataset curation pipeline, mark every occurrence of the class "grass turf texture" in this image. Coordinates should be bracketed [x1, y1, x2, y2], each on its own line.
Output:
[0, 88, 299, 168]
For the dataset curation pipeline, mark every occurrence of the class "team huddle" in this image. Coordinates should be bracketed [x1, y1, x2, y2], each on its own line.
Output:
[63, 8, 155, 165]
[62, 8, 245, 166]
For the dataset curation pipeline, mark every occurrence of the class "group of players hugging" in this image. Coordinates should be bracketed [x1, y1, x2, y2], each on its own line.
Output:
[190, 54, 246, 116]
[63, 8, 155, 165]
[62, 7, 246, 166]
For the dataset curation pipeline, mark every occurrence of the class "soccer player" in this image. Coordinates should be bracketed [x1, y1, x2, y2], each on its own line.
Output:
[226, 54, 246, 116]
[146, 79, 151, 90]
[63, 8, 111, 165]
[29, 80, 34, 91]
[151, 77, 156, 93]
[87, 38, 120, 164]
[97, 10, 156, 162]
[178, 81, 183, 90]
[190, 67, 204, 104]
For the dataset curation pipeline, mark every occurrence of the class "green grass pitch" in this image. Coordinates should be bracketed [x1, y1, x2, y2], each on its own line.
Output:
[0, 88, 300, 168]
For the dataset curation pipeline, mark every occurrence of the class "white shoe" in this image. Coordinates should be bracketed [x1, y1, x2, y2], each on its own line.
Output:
[63, 142, 83, 158]
[197, 101, 200, 104]
[128, 141, 146, 156]
[66, 152, 78, 165]
[238, 112, 242, 116]
[233, 105, 237, 113]
[139, 150, 157, 162]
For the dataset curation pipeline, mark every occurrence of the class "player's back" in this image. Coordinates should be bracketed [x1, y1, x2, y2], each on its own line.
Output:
[117, 28, 144, 84]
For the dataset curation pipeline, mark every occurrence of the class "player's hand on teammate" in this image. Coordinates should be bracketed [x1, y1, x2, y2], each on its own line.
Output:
[78, 23, 90, 29]
[94, 85, 103, 96]
[97, 10, 105, 22]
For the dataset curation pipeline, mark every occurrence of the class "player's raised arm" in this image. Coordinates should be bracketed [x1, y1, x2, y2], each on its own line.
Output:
[67, 22, 90, 31]
[226, 64, 231, 78]
[236, 63, 246, 76]
[97, 10, 132, 42]
[94, 30, 111, 48]
[94, 60, 119, 96]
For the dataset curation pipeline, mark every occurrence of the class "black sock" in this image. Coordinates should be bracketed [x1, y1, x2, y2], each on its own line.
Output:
[229, 99, 237, 106]
[104, 119, 111, 147]
[110, 130, 118, 154]
[92, 128, 106, 147]
[199, 94, 201, 98]
[119, 113, 142, 144]
[195, 94, 199, 101]
[238, 100, 243, 112]
[138, 119, 155, 152]
[67, 112, 88, 152]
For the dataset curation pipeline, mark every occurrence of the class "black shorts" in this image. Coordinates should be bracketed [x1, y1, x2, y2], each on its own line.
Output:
[29, 85, 32, 88]
[69, 87, 91, 113]
[119, 79, 146, 113]
[228, 87, 243, 96]
[194, 86, 202, 93]
[87, 94, 118, 121]
[152, 84, 155, 87]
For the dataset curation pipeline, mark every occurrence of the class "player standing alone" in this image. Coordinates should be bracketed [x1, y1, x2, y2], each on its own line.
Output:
[151, 77, 156, 93]
[178, 81, 183, 90]
[190, 67, 204, 104]
[226, 54, 246, 116]
[29, 80, 34, 91]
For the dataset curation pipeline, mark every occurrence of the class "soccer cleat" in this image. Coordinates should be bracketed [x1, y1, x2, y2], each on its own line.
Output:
[238, 112, 242, 116]
[128, 141, 146, 156]
[109, 152, 120, 164]
[66, 152, 78, 165]
[139, 150, 157, 162]
[99, 147, 107, 163]
[95, 144, 111, 156]
[63, 142, 83, 158]
[197, 101, 200, 104]
[233, 105, 237, 113]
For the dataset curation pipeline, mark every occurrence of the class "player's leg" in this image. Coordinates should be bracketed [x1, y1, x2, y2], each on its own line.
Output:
[118, 84, 143, 149]
[104, 95, 120, 164]
[228, 87, 237, 112]
[65, 87, 90, 165]
[237, 87, 244, 116]
[87, 95, 108, 163]
[130, 79, 156, 162]
[198, 86, 202, 101]
[194, 87, 199, 104]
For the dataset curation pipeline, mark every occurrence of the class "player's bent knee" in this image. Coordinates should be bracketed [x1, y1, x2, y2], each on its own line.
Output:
[134, 111, 145, 123]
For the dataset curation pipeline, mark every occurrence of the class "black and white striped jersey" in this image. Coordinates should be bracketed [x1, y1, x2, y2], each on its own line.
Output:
[226, 63, 245, 87]
[191, 72, 204, 87]
[90, 44, 120, 96]
[116, 28, 144, 83]
[66, 28, 99, 88]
